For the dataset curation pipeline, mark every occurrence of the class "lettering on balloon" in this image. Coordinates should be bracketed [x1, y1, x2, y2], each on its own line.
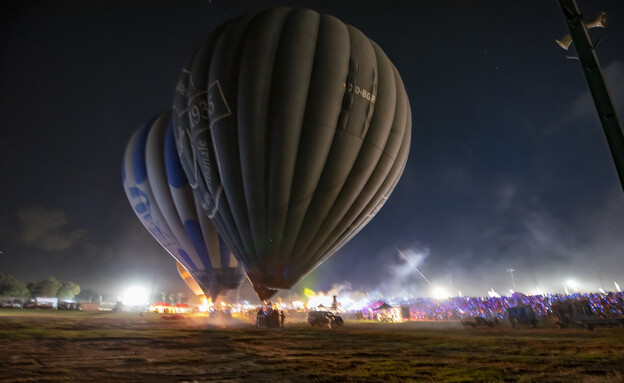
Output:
[190, 98, 209, 126]
[174, 72, 224, 218]
[175, 69, 191, 98]
[196, 139, 214, 187]
[176, 80, 189, 98]
[194, 134, 222, 217]
[345, 82, 376, 104]
[128, 186, 177, 248]
[129, 187, 150, 222]
[206, 80, 231, 128]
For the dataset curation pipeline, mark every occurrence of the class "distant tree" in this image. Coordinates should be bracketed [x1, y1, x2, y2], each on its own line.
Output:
[34, 277, 62, 297]
[26, 282, 36, 297]
[57, 282, 80, 300]
[76, 289, 102, 303]
[0, 274, 30, 298]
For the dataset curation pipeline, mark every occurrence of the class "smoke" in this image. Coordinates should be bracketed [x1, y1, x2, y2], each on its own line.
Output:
[375, 247, 431, 298]
[302, 282, 369, 310]
[16, 206, 87, 252]
[315, 185, 623, 300]
[300, 247, 433, 309]
[391, 248, 431, 283]
[548, 60, 624, 132]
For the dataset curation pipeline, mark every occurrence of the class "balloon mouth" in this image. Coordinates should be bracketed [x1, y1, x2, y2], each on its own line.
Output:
[253, 285, 280, 302]
[247, 266, 298, 301]
[192, 268, 244, 300]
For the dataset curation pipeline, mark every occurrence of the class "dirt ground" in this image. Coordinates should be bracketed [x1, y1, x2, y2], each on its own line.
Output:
[1, 310, 623, 382]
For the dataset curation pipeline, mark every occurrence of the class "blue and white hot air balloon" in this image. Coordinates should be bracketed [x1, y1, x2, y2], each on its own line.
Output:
[122, 111, 243, 299]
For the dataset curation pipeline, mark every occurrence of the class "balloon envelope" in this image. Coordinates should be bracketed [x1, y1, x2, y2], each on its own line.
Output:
[122, 112, 244, 299]
[173, 8, 411, 300]
[176, 261, 207, 302]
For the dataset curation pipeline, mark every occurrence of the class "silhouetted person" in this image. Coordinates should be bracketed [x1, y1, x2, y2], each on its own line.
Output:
[269, 308, 279, 328]
[280, 310, 285, 327]
[256, 307, 264, 327]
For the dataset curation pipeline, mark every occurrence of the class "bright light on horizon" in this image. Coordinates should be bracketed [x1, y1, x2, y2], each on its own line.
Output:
[121, 286, 149, 306]
[566, 279, 580, 290]
[532, 286, 543, 295]
[431, 286, 450, 300]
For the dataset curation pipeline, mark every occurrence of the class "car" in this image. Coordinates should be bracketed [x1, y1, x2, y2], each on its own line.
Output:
[0, 298, 13, 308]
[0, 298, 24, 308]
[11, 298, 24, 308]
[307, 311, 344, 328]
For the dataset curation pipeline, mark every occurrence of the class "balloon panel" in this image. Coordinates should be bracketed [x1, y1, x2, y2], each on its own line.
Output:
[122, 112, 243, 299]
[176, 261, 207, 301]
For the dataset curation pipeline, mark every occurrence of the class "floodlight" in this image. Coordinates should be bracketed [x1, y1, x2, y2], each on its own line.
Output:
[431, 286, 450, 300]
[121, 286, 149, 306]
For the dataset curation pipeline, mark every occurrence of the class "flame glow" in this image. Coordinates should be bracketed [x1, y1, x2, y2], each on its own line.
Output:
[198, 297, 213, 313]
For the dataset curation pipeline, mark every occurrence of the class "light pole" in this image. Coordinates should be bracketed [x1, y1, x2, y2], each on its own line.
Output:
[557, 0, 624, 194]
[506, 268, 516, 289]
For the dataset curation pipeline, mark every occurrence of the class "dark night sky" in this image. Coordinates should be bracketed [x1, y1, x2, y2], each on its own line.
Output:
[1, 0, 623, 302]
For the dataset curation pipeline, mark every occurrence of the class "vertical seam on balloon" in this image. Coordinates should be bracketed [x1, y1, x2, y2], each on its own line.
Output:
[319, 64, 409, 261]
[264, 9, 319, 279]
[291, 24, 375, 271]
[296, 33, 379, 262]
[149, 113, 205, 271]
[239, 9, 293, 269]
[305, 40, 394, 265]
[278, 13, 346, 281]
[207, 16, 255, 269]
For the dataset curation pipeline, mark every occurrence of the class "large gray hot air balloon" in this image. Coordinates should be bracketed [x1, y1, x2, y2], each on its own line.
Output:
[172, 8, 411, 300]
[122, 112, 243, 299]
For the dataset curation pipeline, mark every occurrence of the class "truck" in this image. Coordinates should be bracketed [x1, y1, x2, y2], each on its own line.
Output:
[551, 300, 624, 331]
[505, 304, 538, 328]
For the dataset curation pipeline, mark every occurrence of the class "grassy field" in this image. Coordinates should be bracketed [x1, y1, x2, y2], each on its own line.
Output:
[1, 309, 623, 382]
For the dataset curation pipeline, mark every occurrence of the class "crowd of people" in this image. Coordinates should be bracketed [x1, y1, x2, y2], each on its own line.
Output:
[213, 292, 624, 326]
[394, 291, 624, 321]
[255, 303, 285, 328]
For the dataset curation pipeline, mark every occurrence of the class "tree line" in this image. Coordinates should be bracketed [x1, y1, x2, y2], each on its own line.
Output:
[0, 274, 89, 301]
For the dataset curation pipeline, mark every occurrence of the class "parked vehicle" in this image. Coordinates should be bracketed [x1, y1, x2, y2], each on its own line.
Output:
[505, 304, 538, 328]
[58, 301, 81, 310]
[307, 311, 344, 328]
[0, 298, 24, 308]
[551, 300, 624, 330]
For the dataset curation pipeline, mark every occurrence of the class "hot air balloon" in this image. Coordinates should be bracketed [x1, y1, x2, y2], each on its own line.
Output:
[176, 261, 207, 303]
[172, 8, 411, 300]
[122, 111, 244, 299]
